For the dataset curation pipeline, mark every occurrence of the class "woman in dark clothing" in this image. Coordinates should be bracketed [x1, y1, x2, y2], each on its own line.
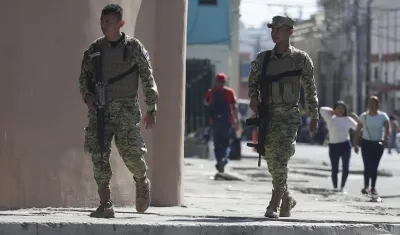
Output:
[353, 96, 390, 196]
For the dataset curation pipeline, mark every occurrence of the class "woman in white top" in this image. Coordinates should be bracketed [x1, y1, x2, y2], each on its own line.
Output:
[353, 96, 390, 196]
[320, 101, 357, 191]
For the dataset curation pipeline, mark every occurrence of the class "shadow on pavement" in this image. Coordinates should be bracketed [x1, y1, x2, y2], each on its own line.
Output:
[167, 215, 400, 224]
[380, 194, 400, 199]
[293, 166, 393, 177]
[168, 215, 268, 223]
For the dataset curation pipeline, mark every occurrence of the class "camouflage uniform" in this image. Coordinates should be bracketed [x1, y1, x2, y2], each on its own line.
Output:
[248, 16, 319, 218]
[79, 33, 158, 217]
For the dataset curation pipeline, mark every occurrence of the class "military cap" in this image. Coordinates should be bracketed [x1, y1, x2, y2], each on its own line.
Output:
[267, 15, 296, 29]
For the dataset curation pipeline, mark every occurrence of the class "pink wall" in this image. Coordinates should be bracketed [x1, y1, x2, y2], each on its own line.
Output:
[136, 0, 187, 206]
[0, 0, 186, 208]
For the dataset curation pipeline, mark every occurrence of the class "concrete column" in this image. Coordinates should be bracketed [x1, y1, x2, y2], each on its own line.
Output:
[134, 0, 157, 203]
[0, 0, 185, 209]
[0, 0, 142, 209]
[151, 0, 187, 206]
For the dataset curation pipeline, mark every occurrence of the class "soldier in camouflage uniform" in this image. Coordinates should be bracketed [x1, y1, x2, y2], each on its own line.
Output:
[78, 4, 159, 218]
[248, 16, 319, 218]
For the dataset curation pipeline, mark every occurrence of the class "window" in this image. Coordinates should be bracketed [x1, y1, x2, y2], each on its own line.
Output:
[198, 0, 217, 5]
[374, 67, 378, 80]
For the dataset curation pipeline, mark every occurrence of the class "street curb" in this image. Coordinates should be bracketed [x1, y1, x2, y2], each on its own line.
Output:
[1, 221, 399, 235]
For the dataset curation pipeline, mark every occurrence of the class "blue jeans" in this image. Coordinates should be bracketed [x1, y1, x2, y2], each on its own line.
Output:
[212, 123, 232, 165]
[329, 140, 351, 188]
[361, 139, 384, 188]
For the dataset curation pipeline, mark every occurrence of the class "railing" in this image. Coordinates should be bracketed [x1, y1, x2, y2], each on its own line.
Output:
[185, 59, 215, 135]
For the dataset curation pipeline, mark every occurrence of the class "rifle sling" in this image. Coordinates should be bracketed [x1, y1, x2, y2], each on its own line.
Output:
[260, 50, 272, 101]
[265, 69, 302, 83]
[107, 64, 138, 85]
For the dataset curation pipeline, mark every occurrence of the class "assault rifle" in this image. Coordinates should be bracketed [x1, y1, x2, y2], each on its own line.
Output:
[90, 43, 137, 168]
[245, 50, 272, 167]
[91, 45, 106, 168]
[245, 104, 268, 167]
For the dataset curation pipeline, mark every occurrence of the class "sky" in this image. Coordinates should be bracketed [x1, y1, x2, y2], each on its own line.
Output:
[240, 0, 320, 27]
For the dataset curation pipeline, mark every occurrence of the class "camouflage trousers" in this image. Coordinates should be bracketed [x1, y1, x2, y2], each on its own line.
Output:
[264, 107, 301, 190]
[84, 99, 148, 188]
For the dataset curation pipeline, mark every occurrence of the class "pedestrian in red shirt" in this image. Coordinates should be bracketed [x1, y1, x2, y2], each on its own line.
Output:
[204, 73, 240, 173]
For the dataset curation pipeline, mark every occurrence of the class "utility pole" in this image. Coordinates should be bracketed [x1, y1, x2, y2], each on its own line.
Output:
[394, 9, 398, 87]
[266, 3, 303, 20]
[385, 12, 390, 108]
[366, 0, 373, 98]
[354, 0, 363, 114]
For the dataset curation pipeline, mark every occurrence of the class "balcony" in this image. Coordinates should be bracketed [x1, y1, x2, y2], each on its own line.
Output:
[368, 81, 400, 93]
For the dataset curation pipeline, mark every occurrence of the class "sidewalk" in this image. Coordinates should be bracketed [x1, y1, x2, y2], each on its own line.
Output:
[1, 146, 400, 234]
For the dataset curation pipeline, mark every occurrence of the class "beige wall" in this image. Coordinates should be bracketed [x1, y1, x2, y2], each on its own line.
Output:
[0, 0, 186, 209]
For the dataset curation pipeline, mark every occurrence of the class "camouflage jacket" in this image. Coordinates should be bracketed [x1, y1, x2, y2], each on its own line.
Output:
[248, 46, 319, 119]
[78, 33, 159, 113]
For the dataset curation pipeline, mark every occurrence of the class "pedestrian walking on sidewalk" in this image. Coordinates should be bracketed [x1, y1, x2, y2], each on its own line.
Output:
[79, 4, 158, 218]
[320, 101, 357, 192]
[353, 96, 390, 196]
[388, 115, 400, 154]
[248, 15, 319, 218]
[204, 73, 240, 173]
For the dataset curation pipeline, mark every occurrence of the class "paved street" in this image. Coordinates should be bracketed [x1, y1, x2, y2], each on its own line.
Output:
[195, 142, 400, 222]
[239, 142, 400, 206]
[1, 144, 399, 234]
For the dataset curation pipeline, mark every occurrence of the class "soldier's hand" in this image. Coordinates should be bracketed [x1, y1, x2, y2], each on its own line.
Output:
[249, 98, 260, 114]
[309, 119, 318, 137]
[143, 112, 156, 129]
[85, 95, 96, 113]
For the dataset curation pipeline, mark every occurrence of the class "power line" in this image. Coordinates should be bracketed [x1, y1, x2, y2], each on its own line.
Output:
[265, 3, 304, 18]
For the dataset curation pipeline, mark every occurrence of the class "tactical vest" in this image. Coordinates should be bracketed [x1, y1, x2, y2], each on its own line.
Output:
[96, 39, 139, 100]
[262, 52, 302, 105]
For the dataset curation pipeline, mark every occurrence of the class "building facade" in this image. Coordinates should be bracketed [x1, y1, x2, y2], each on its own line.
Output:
[238, 51, 251, 99]
[368, 0, 400, 113]
[238, 21, 275, 100]
[293, 9, 357, 111]
[186, 0, 241, 93]
[239, 0, 400, 114]
[0, 0, 187, 209]
[295, 0, 400, 114]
